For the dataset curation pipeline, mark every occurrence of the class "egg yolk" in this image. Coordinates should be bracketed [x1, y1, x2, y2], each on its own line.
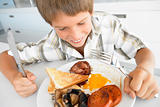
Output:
[82, 74, 111, 91]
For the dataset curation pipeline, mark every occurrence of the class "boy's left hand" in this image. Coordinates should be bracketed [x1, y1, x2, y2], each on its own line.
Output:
[124, 67, 160, 100]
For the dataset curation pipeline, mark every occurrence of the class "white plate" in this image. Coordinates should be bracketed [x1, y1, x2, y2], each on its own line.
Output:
[37, 59, 136, 107]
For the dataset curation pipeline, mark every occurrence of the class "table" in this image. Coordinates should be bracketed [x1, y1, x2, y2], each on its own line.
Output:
[0, 60, 160, 107]
[0, 42, 9, 53]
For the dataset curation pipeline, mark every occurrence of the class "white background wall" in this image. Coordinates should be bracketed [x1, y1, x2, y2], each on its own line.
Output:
[0, 7, 52, 42]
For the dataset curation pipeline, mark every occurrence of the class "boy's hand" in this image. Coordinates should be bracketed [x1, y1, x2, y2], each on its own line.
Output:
[124, 67, 160, 100]
[12, 70, 37, 97]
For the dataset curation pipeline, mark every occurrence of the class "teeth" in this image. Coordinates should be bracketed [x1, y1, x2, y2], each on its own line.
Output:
[73, 39, 81, 43]
[72, 37, 82, 43]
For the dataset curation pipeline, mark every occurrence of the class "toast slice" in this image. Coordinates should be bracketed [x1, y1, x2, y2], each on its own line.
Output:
[46, 68, 89, 94]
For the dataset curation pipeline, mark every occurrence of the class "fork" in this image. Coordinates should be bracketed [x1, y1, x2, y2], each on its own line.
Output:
[90, 49, 112, 64]
[90, 49, 132, 79]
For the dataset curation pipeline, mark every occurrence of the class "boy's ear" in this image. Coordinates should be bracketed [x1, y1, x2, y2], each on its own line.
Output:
[90, 11, 93, 16]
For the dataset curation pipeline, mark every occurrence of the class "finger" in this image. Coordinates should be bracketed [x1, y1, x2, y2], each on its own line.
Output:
[18, 85, 37, 97]
[124, 77, 131, 94]
[142, 84, 159, 99]
[14, 81, 36, 92]
[146, 89, 159, 100]
[16, 83, 37, 93]
[141, 86, 154, 99]
[130, 72, 143, 92]
[21, 78, 33, 86]
[25, 70, 36, 81]
[13, 77, 33, 87]
[14, 79, 33, 89]
[136, 82, 149, 98]
[124, 77, 136, 98]
[136, 75, 154, 98]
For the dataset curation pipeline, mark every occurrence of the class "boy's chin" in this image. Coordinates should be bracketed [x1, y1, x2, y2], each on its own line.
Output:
[71, 43, 84, 48]
[72, 44, 83, 48]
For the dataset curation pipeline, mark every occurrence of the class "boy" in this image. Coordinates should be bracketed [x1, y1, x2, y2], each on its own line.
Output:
[0, 0, 159, 99]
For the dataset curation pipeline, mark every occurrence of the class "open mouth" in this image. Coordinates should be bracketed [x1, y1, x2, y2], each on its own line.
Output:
[71, 37, 83, 44]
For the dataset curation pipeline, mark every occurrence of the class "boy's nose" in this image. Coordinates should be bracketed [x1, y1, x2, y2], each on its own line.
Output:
[70, 27, 82, 40]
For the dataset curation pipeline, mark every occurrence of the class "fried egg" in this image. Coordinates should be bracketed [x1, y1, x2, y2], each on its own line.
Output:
[82, 74, 111, 91]
[81, 62, 122, 94]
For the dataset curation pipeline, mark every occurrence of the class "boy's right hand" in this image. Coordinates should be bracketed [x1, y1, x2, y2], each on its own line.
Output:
[12, 70, 37, 97]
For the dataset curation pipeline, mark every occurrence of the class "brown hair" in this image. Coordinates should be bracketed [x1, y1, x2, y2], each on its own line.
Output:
[36, 0, 93, 25]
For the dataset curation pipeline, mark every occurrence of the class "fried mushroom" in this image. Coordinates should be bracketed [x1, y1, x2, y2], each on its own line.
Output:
[54, 89, 88, 107]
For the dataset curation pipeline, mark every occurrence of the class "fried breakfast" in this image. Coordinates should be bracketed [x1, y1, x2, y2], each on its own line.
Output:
[83, 74, 111, 91]
[54, 88, 88, 107]
[70, 61, 91, 75]
[46, 68, 88, 94]
[46, 61, 122, 107]
[88, 85, 122, 107]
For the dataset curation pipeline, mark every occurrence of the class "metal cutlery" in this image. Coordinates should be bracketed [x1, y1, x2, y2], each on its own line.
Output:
[90, 49, 132, 79]
[7, 29, 26, 77]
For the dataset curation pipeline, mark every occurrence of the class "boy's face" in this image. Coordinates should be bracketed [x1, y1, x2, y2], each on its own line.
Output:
[51, 11, 92, 48]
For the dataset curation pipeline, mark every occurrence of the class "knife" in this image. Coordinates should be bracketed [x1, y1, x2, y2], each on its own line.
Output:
[7, 29, 26, 77]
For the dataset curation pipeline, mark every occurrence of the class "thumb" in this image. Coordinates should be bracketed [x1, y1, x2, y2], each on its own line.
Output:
[124, 77, 136, 99]
[24, 70, 36, 81]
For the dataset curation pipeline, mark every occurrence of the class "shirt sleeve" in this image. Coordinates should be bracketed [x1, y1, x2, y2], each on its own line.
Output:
[112, 16, 146, 59]
[8, 30, 63, 64]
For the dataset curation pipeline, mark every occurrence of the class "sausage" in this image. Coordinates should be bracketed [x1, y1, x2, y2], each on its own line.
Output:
[88, 86, 112, 107]
[104, 85, 122, 106]
[70, 61, 91, 75]
[88, 85, 122, 107]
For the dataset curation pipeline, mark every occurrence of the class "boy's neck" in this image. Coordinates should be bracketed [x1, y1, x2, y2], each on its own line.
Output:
[75, 46, 84, 56]
[74, 34, 90, 57]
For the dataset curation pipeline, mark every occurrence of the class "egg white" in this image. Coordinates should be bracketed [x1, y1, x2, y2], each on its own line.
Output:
[82, 62, 122, 94]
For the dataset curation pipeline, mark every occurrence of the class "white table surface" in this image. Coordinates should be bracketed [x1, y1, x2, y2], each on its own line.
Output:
[0, 42, 9, 53]
[0, 60, 160, 107]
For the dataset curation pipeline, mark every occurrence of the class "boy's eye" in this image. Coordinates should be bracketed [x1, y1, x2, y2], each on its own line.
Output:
[59, 27, 66, 31]
[78, 22, 85, 25]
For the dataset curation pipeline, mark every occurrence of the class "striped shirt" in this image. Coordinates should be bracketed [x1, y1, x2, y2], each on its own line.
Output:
[9, 11, 146, 65]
